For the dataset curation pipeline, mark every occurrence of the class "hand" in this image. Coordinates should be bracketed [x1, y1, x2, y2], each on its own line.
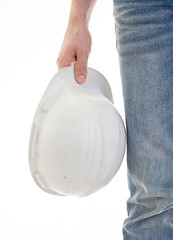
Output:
[57, 23, 92, 84]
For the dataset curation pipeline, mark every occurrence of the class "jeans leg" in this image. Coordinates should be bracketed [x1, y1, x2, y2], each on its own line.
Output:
[113, 1, 173, 239]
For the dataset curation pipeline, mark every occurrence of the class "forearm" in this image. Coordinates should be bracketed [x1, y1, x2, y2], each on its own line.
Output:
[68, 0, 97, 27]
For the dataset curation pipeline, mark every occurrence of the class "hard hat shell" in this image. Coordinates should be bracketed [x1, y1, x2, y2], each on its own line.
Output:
[28, 65, 126, 197]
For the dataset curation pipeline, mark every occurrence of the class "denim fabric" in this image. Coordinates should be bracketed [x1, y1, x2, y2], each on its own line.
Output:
[113, 0, 173, 239]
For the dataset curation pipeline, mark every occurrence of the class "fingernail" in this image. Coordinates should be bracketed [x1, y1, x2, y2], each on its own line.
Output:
[78, 75, 85, 83]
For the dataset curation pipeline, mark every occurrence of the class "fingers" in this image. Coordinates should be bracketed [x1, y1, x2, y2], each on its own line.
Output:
[57, 50, 89, 84]
[56, 53, 76, 71]
[74, 50, 90, 84]
[56, 33, 91, 84]
[74, 61, 88, 84]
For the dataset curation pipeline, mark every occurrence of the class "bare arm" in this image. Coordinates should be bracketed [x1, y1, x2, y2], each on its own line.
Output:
[68, 0, 97, 26]
[57, 0, 97, 84]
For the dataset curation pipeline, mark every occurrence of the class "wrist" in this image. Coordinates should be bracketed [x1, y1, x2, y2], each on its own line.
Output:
[68, 12, 89, 28]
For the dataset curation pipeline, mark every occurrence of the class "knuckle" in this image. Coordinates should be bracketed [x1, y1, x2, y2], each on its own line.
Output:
[77, 55, 88, 65]
[76, 63, 87, 71]
[78, 49, 90, 58]
[77, 46, 90, 55]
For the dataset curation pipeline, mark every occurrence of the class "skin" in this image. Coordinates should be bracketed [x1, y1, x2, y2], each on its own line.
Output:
[56, 0, 97, 84]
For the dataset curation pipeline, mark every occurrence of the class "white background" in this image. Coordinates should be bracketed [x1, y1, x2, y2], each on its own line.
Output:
[0, 0, 129, 239]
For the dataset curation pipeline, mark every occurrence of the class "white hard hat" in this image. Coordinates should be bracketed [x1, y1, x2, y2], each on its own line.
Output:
[28, 65, 126, 197]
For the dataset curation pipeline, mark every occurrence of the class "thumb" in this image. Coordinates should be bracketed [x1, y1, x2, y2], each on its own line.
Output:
[74, 56, 88, 84]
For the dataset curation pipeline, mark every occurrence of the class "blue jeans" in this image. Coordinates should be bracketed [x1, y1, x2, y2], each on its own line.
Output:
[113, 0, 173, 239]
